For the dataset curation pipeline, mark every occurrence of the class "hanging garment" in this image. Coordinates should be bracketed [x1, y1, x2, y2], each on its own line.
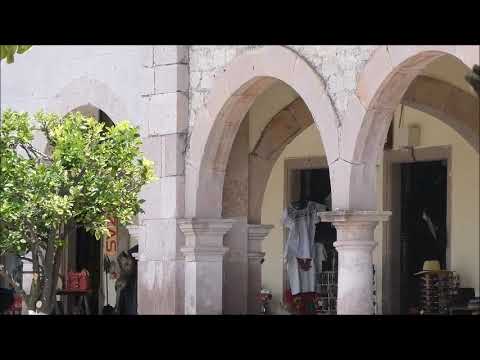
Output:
[282, 201, 326, 295]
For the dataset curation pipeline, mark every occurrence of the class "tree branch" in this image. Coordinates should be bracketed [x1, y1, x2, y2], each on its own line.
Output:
[24, 143, 52, 162]
[19, 144, 35, 161]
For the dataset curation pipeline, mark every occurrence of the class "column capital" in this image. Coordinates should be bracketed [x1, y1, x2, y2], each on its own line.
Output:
[318, 210, 391, 227]
[247, 224, 273, 259]
[178, 218, 235, 261]
[248, 224, 274, 242]
[126, 224, 146, 240]
[247, 252, 266, 261]
[178, 218, 235, 238]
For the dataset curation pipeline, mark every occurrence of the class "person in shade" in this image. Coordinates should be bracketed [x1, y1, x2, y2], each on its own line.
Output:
[114, 245, 138, 315]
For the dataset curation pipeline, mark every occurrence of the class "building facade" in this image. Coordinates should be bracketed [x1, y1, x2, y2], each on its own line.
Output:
[1, 45, 478, 314]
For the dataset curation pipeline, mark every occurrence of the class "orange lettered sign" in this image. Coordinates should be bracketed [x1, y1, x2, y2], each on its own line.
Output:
[105, 217, 118, 257]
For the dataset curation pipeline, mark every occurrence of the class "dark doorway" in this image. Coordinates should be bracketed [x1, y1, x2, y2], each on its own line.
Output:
[284, 167, 338, 314]
[299, 169, 337, 271]
[399, 160, 448, 314]
[71, 109, 113, 315]
[76, 228, 101, 314]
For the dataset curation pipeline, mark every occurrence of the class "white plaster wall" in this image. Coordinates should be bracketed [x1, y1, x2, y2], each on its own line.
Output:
[1, 46, 152, 134]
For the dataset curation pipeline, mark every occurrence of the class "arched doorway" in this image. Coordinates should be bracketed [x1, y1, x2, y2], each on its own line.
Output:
[352, 47, 479, 314]
[182, 46, 339, 314]
[60, 106, 136, 314]
[237, 80, 340, 314]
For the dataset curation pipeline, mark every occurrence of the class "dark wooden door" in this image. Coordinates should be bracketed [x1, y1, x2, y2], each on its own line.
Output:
[399, 160, 447, 313]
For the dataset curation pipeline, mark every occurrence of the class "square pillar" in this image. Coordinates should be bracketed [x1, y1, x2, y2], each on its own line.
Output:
[178, 218, 234, 315]
[247, 224, 273, 314]
[319, 210, 391, 315]
[137, 46, 189, 314]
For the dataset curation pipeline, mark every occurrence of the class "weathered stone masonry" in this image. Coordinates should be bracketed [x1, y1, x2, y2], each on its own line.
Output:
[2, 45, 478, 315]
[136, 46, 189, 314]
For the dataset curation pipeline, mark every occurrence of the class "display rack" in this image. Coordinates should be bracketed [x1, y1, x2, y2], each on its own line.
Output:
[418, 271, 459, 315]
[314, 264, 377, 315]
[315, 271, 337, 314]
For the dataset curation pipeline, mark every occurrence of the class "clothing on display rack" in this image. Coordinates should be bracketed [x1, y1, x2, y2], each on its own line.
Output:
[314, 242, 327, 273]
[282, 200, 326, 295]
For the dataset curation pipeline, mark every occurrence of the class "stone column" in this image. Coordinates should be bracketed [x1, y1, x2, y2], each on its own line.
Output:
[319, 210, 391, 315]
[178, 218, 234, 315]
[247, 224, 273, 314]
[137, 46, 189, 314]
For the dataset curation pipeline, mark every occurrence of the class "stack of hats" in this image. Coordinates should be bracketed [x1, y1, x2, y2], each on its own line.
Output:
[415, 260, 457, 315]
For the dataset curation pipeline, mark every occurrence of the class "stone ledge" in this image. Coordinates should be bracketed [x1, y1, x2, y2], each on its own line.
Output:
[334, 240, 377, 251]
[177, 218, 235, 236]
[247, 224, 273, 254]
[181, 246, 229, 262]
[318, 210, 392, 223]
[247, 251, 266, 260]
[248, 224, 273, 238]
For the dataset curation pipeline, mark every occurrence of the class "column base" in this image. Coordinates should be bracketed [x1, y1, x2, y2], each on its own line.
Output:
[178, 218, 234, 315]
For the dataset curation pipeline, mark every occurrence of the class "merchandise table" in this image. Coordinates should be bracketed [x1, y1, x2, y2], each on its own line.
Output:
[55, 289, 91, 315]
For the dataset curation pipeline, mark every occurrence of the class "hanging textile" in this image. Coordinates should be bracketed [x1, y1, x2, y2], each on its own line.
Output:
[282, 201, 326, 295]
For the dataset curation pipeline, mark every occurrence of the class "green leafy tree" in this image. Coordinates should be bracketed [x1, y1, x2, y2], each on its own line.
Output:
[0, 110, 155, 313]
[0, 45, 32, 63]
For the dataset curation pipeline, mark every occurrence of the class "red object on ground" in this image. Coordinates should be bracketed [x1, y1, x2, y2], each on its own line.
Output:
[13, 294, 22, 313]
[284, 289, 320, 314]
[256, 293, 272, 303]
[6, 293, 23, 315]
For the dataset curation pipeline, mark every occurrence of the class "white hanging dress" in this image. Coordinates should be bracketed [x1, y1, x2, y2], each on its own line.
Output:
[282, 201, 326, 295]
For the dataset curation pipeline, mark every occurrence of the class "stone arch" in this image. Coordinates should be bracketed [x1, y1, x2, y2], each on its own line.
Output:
[248, 97, 314, 224]
[339, 46, 478, 210]
[46, 77, 129, 124]
[402, 75, 479, 152]
[39, 78, 126, 157]
[186, 46, 339, 218]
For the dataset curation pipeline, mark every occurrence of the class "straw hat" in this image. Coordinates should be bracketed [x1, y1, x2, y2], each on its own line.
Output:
[414, 260, 449, 276]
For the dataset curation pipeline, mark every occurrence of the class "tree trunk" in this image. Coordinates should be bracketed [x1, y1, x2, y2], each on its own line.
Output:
[48, 248, 63, 314]
[26, 245, 42, 311]
[39, 233, 56, 313]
